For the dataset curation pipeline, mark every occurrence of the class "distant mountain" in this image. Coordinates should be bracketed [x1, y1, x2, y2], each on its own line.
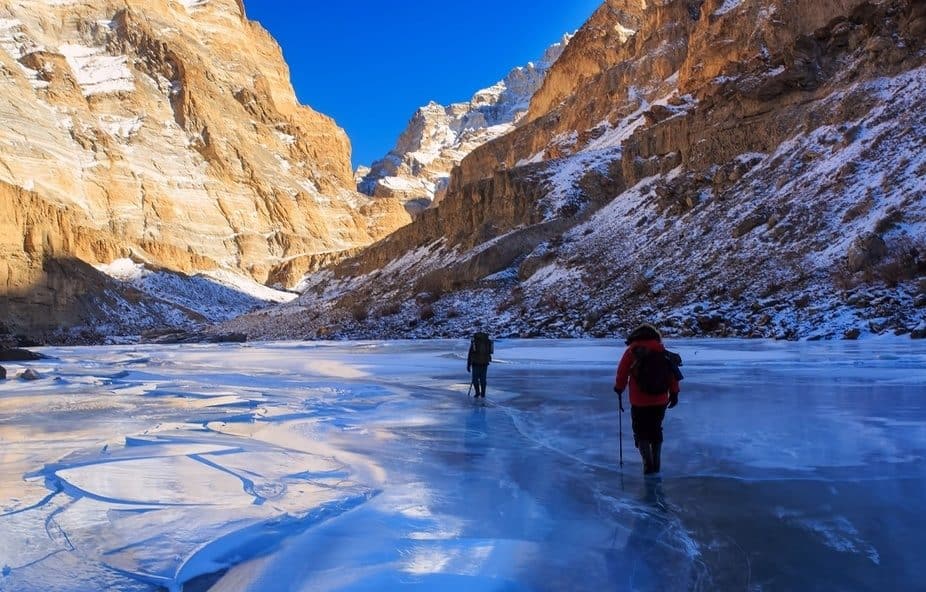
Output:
[358, 36, 570, 214]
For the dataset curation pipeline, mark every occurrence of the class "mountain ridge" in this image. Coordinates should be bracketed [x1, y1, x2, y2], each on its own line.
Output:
[225, 0, 926, 342]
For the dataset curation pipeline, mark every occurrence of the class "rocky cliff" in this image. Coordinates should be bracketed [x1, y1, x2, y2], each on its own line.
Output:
[358, 36, 570, 213]
[228, 0, 926, 342]
[0, 0, 409, 340]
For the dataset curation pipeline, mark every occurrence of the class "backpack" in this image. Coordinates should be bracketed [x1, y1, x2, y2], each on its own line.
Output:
[471, 332, 493, 364]
[631, 347, 674, 395]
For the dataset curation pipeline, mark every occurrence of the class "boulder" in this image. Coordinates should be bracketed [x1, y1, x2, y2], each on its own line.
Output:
[843, 328, 861, 340]
[697, 315, 725, 333]
[643, 104, 675, 125]
[20, 368, 41, 381]
[733, 211, 769, 238]
[846, 233, 887, 272]
[207, 333, 248, 344]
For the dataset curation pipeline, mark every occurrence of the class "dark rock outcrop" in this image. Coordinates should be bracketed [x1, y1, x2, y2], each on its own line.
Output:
[0, 348, 45, 362]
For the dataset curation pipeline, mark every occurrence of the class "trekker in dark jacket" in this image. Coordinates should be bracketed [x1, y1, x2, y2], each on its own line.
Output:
[614, 324, 680, 475]
[467, 332, 493, 399]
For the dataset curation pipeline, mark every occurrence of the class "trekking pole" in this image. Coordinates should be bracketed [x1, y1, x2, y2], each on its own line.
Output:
[618, 394, 624, 468]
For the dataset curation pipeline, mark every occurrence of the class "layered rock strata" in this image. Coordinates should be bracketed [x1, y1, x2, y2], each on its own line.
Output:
[0, 0, 409, 337]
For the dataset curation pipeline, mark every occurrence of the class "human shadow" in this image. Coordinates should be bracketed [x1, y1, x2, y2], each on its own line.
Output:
[607, 478, 703, 591]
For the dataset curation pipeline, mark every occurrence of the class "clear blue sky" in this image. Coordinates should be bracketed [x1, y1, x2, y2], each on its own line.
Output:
[243, 1, 601, 169]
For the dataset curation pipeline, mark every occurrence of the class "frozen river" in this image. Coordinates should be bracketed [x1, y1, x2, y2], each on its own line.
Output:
[1, 339, 925, 591]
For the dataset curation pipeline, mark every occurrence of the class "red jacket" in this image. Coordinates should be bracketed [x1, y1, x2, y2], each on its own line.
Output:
[615, 339, 680, 407]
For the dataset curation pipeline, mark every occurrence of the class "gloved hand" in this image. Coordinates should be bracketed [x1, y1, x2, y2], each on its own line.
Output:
[467, 365, 471, 373]
[667, 392, 679, 409]
[614, 386, 624, 412]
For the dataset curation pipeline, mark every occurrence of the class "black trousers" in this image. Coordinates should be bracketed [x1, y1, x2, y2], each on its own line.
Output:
[471, 364, 488, 397]
[631, 405, 666, 446]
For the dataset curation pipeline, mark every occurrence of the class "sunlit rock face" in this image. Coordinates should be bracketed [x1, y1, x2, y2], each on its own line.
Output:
[0, 0, 411, 335]
[357, 36, 570, 212]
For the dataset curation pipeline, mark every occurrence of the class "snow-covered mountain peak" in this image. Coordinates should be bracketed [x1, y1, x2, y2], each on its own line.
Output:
[358, 34, 571, 211]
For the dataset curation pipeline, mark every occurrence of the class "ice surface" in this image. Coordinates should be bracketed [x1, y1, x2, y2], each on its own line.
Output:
[0, 339, 924, 591]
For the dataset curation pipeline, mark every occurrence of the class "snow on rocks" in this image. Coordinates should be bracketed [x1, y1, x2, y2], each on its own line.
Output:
[94, 259, 296, 332]
[99, 114, 144, 140]
[59, 43, 134, 96]
[201, 268, 297, 304]
[359, 35, 571, 205]
[236, 50, 926, 343]
[713, 0, 744, 17]
[537, 147, 622, 218]
[0, 18, 38, 60]
[0, 18, 51, 90]
[19, 368, 41, 380]
[177, 0, 209, 11]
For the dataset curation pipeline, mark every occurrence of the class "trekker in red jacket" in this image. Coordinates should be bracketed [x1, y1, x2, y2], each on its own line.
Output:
[614, 324, 680, 475]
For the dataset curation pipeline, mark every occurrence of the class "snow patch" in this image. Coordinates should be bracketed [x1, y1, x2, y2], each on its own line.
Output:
[381, 176, 429, 193]
[714, 0, 744, 16]
[275, 130, 296, 145]
[99, 115, 144, 140]
[60, 43, 135, 96]
[0, 18, 50, 89]
[614, 22, 636, 42]
[97, 258, 145, 281]
[201, 268, 296, 304]
[177, 0, 209, 11]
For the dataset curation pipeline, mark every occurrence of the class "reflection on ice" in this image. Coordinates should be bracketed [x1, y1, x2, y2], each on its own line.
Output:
[0, 339, 924, 591]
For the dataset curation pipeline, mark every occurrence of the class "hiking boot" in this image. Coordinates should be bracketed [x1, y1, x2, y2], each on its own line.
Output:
[652, 441, 662, 474]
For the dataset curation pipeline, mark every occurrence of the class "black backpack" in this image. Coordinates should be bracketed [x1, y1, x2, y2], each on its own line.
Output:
[471, 332, 493, 364]
[631, 347, 674, 395]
